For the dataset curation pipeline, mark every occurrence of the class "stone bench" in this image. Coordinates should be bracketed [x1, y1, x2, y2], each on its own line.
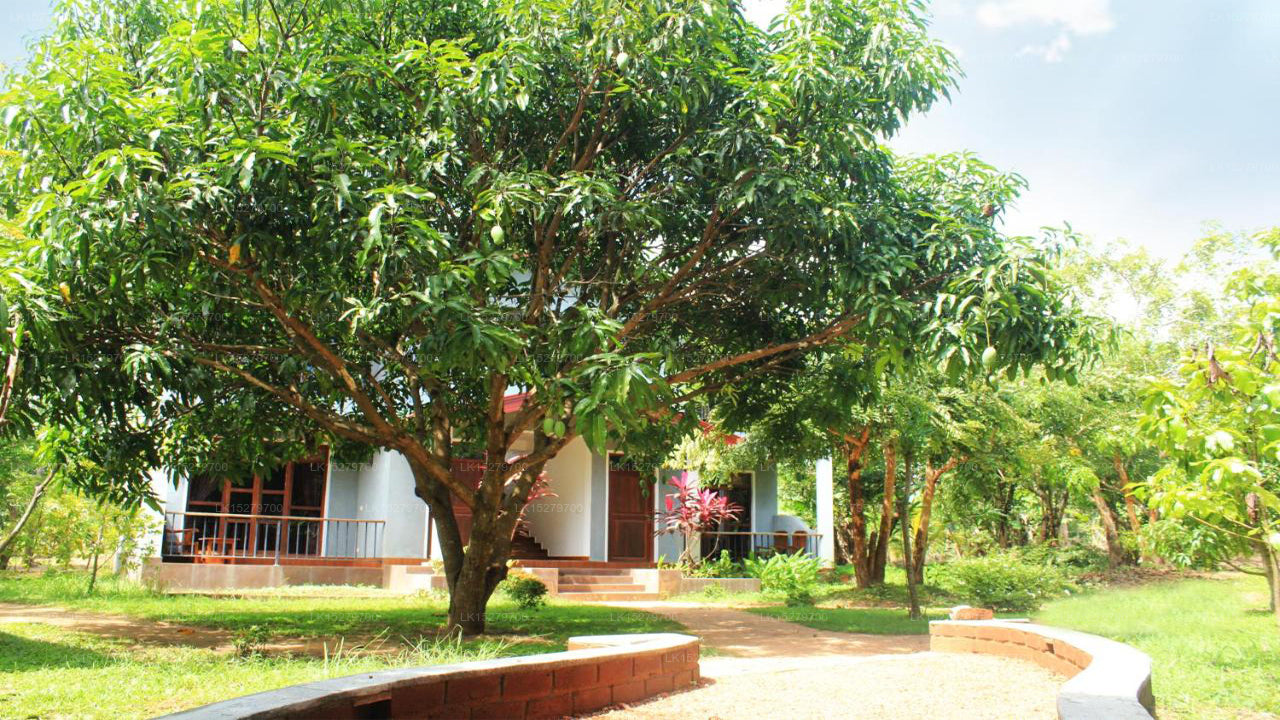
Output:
[161, 632, 699, 719]
[930, 620, 1154, 719]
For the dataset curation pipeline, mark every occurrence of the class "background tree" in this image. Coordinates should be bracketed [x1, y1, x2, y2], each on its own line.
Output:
[1141, 231, 1280, 625]
[717, 226, 1106, 588]
[0, 438, 52, 569]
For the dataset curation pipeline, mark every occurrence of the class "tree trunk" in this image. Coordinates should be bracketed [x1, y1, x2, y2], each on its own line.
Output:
[1114, 455, 1151, 563]
[839, 427, 874, 588]
[0, 466, 56, 562]
[408, 462, 504, 635]
[870, 443, 897, 585]
[834, 521, 855, 566]
[994, 470, 1016, 549]
[447, 537, 506, 635]
[1091, 484, 1128, 567]
[1114, 457, 1142, 535]
[87, 524, 105, 595]
[1033, 468, 1056, 543]
[899, 465, 921, 620]
[1267, 546, 1280, 627]
[1256, 539, 1278, 615]
[910, 457, 962, 585]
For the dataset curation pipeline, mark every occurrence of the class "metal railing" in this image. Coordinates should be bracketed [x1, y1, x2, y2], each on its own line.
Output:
[696, 530, 823, 562]
[161, 511, 384, 562]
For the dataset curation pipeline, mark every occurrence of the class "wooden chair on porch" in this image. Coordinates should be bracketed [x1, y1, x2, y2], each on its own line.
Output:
[773, 531, 810, 555]
[164, 527, 197, 556]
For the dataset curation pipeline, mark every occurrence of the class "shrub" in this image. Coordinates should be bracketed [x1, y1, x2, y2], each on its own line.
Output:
[934, 554, 1070, 612]
[232, 625, 271, 658]
[1141, 518, 1239, 569]
[697, 581, 728, 600]
[686, 550, 747, 578]
[500, 573, 548, 610]
[745, 553, 820, 606]
[1017, 543, 1109, 574]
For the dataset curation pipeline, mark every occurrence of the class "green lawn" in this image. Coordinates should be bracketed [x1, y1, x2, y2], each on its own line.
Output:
[1035, 573, 1279, 720]
[0, 570, 679, 644]
[0, 622, 516, 719]
[0, 570, 681, 719]
[671, 564, 957, 634]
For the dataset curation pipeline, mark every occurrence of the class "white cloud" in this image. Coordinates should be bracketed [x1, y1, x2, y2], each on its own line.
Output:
[1019, 30, 1072, 62]
[976, 0, 1114, 61]
[976, 0, 1115, 35]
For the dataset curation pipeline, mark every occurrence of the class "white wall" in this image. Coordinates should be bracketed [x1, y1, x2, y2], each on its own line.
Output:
[816, 457, 835, 565]
[139, 469, 181, 561]
[356, 451, 427, 559]
[524, 436, 593, 557]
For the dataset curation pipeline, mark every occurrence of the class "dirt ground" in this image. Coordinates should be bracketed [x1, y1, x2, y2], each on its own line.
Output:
[601, 601, 929, 658]
[0, 602, 364, 656]
[591, 602, 1062, 720]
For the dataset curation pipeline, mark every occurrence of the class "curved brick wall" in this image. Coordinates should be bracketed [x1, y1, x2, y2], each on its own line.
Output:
[162, 633, 699, 720]
[930, 620, 1154, 720]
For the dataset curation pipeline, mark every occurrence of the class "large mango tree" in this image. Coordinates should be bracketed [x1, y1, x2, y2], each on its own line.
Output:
[4, 0, 1094, 632]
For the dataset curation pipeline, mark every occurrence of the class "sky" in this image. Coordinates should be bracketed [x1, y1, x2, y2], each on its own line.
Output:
[3, 0, 1278, 262]
[743, 0, 1280, 260]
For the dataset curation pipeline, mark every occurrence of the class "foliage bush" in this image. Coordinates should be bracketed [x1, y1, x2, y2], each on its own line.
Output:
[695, 581, 728, 601]
[231, 625, 270, 658]
[744, 553, 820, 606]
[1016, 543, 1109, 574]
[1141, 518, 1240, 569]
[685, 550, 747, 578]
[499, 573, 548, 610]
[933, 554, 1070, 612]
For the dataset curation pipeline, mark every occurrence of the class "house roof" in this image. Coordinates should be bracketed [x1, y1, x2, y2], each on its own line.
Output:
[503, 392, 530, 414]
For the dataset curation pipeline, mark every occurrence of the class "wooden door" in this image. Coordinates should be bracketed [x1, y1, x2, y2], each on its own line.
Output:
[608, 469, 654, 562]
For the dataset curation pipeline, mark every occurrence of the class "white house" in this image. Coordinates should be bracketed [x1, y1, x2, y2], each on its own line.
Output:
[141, 395, 820, 595]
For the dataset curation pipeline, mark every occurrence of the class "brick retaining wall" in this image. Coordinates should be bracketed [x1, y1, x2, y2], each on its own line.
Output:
[930, 620, 1154, 719]
[161, 633, 699, 720]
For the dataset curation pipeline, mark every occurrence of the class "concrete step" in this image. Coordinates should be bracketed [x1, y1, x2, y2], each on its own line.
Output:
[555, 591, 661, 602]
[557, 568, 632, 576]
[557, 583, 646, 592]
[515, 560, 650, 569]
[558, 574, 637, 584]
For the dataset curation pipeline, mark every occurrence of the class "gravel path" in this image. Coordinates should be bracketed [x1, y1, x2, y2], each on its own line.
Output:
[591, 602, 1063, 720]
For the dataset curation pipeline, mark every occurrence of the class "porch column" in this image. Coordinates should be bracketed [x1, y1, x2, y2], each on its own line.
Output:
[685, 470, 702, 562]
[816, 458, 835, 565]
[588, 451, 609, 561]
[134, 468, 174, 576]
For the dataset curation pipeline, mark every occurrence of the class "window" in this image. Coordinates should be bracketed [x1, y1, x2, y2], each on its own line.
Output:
[180, 452, 330, 557]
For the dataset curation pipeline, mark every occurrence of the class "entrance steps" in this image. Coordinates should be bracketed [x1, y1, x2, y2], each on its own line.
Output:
[553, 567, 660, 602]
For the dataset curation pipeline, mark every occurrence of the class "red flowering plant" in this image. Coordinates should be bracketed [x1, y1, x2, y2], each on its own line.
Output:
[656, 472, 743, 565]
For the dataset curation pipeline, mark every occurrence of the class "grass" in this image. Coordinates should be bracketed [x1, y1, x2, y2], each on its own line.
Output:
[1036, 572, 1279, 720]
[0, 621, 513, 719]
[0, 570, 680, 646]
[668, 564, 959, 634]
[0, 569, 682, 718]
